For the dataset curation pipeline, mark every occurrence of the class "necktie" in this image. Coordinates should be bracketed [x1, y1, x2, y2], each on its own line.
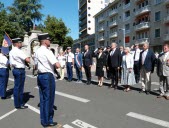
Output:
[134, 50, 136, 60]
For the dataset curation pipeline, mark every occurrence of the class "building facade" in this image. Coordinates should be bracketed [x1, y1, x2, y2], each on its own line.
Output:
[73, 0, 110, 52]
[94, 0, 169, 53]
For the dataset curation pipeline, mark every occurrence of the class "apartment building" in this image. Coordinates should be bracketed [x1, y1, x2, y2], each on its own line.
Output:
[94, 0, 169, 52]
[73, 0, 110, 52]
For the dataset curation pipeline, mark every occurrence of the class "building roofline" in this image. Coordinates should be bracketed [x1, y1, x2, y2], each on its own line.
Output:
[93, 0, 120, 18]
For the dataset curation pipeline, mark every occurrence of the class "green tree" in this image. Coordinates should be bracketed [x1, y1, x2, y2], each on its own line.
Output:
[0, 2, 21, 44]
[62, 36, 74, 50]
[8, 0, 43, 32]
[43, 15, 70, 46]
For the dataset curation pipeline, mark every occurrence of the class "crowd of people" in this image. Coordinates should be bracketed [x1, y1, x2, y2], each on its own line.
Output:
[0, 33, 169, 127]
[57, 42, 169, 100]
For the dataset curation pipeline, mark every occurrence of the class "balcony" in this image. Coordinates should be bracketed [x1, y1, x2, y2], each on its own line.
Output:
[123, 3, 131, 9]
[98, 36, 105, 41]
[98, 26, 104, 32]
[79, 25, 87, 32]
[109, 32, 118, 38]
[109, 21, 117, 28]
[109, 9, 118, 17]
[80, 0, 87, 8]
[164, 34, 169, 41]
[136, 38, 150, 44]
[164, 15, 169, 24]
[135, 22, 150, 31]
[98, 17, 105, 23]
[135, 6, 151, 17]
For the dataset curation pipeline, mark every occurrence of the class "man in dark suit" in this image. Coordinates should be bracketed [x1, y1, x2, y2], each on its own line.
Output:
[83, 45, 93, 85]
[107, 43, 122, 89]
[139, 42, 156, 95]
[104, 46, 111, 79]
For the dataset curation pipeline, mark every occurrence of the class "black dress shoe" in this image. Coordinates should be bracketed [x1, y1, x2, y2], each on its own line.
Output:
[139, 90, 145, 93]
[1, 96, 11, 100]
[44, 122, 58, 127]
[16, 105, 28, 109]
[146, 91, 150, 95]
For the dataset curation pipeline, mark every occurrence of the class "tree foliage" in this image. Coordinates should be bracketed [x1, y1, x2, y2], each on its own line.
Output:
[42, 15, 73, 48]
[0, 3, 21, 44]
[8, 0, 43, 32]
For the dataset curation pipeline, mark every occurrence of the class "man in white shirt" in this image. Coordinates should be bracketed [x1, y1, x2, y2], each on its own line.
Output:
[157, 42, 169, 99]
[133, 44, 141, 83]
[65, 47, 74, 82]
[9, 38, 30, 109]
[34, 33, 60, 127]
[0, 48, 10, 99]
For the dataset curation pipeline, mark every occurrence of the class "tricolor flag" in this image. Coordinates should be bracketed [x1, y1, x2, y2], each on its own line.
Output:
[1, 32, 12, 55]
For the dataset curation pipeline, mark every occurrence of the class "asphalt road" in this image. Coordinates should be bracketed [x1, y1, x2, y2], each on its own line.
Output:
[0, 68, 169, 128]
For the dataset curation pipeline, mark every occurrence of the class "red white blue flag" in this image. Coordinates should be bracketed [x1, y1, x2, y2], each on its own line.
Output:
[1, 32, 12, 55]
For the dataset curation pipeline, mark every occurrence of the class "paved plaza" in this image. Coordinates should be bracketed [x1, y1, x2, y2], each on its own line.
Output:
[0, 67, 169, 128]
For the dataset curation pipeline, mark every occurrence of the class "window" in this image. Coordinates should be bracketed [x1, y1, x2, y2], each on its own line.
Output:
[88, 14, 91, 16]
[155, 28, 160, 38]
[155, 0, 162, 5]
[155, 11, 161, 21]
[88, 21, 91, 23]
[88, 27, 91, 30]
[125, 24, 130, 31]
[88, 7, 91, 10]
[125, 11, 130, 18]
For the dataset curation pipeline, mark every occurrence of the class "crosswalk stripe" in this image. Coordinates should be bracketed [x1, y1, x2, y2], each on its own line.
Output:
[35, 87, 90, 103]
[0, 109, 17, 121]
[127, 112, 169, 128]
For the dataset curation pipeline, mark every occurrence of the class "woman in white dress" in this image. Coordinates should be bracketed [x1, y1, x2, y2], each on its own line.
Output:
[58, 51, 66, 80]
[121, 47, 136, 92]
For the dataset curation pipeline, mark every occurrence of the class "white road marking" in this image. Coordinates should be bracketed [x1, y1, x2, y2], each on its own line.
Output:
[9, 78, 14, 82]
[0, 109, 17, 121]
[72, 119, 98, 128]
[10, 96, 40, 114]
[35, 87, 90, 103]
[63, 124, 74, 128]
[26, 104, 40, 114]
[26, 75, 37, 79]
[127, 112, 169, 128]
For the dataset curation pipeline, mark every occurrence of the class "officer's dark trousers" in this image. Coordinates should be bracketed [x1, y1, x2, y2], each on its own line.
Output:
[0, 68, 9, 98]
[84, 65, 91, 83]
[75, 64, 82, 81]
[37, 73, 55, 126]
[134, 61, 140, 83]
[12, 68, 25, 107]
[66, 62, 73, 81]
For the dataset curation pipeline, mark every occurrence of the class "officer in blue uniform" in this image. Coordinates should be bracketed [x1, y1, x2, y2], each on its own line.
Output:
[65, 47, 74, 82]
[34, 33, 60, 127]
[9, 38, 30, 109]
[0, 47, 10, 99]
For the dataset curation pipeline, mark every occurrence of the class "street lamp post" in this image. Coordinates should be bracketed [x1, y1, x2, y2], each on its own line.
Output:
[119, 28, 125, 48]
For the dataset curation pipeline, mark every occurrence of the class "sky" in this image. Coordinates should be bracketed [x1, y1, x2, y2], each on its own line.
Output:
[1, 0, 79, 40]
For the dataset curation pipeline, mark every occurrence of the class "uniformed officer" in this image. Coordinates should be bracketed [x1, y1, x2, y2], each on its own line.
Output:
[9, 38, 30, 109]
[0, 47, 10, 99]
[34, 33, 60, 127]
[65, 47, 74, 82]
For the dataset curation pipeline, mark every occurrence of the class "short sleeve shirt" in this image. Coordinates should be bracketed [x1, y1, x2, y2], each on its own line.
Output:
[65, 52, 74, 62]
[34, 46, 58, 75]
[9, 47, 27, 68]
[0, 54, 9, 68]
